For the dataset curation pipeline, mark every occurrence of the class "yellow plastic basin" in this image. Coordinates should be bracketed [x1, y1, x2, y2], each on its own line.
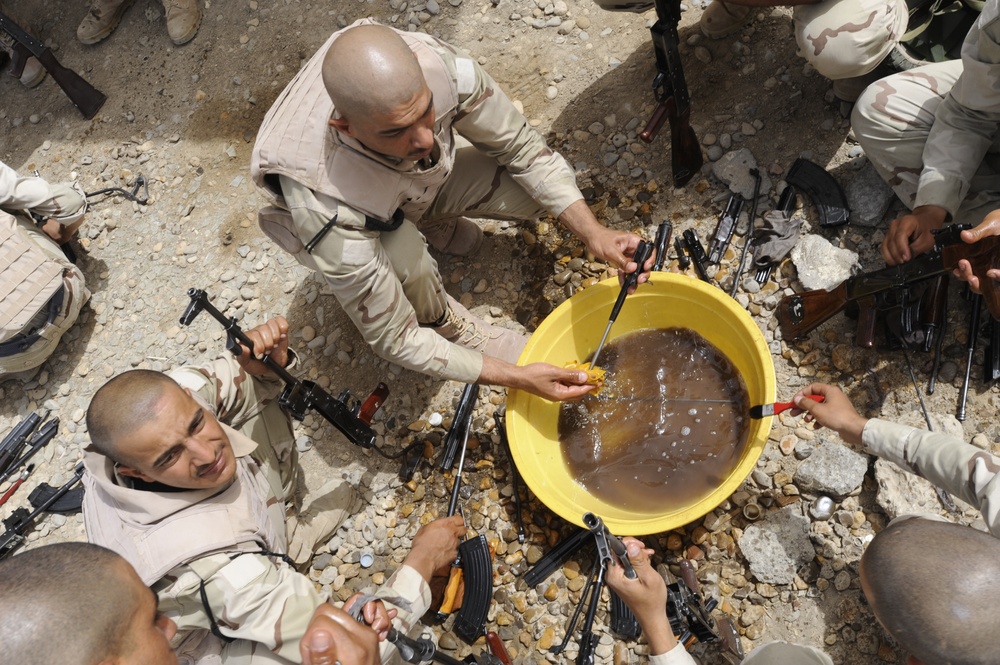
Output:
[508, 272, 775, 535]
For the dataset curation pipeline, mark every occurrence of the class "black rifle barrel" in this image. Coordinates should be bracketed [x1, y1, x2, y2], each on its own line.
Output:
[440, 383, 479, 470]
[957, 293, 982, 421]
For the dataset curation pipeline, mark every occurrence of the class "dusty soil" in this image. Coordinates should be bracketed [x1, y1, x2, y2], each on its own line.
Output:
[2, 0, 994, 663]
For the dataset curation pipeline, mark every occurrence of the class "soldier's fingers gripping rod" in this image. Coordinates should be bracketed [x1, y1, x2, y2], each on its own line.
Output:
[592, 241, 654, 368]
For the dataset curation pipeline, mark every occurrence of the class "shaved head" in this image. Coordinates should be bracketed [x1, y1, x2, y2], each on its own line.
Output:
[0, 543, 139, 665]
[860, 519, 1000, 665]
[87, 369, 181, 465]
[322, 24, 427, 121]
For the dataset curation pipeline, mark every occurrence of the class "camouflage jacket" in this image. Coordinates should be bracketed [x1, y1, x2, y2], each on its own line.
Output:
[863, 418, 1000, 536]
[917, 0, 1000, 218]
[84, 354, 429, 664]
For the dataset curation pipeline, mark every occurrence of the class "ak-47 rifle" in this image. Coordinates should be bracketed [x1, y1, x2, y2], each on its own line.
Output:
[778, 225, 1000, 343]
[0, 11, 106, 119]
[435, 387, 495, 644]
[0, 463, 84, 561]
[0, 417, 59, 486]
[590, 0, 701, 186]
[180, 288, 388, 449]
[639, 0, 703, 187]
[0, 411, 42, 477]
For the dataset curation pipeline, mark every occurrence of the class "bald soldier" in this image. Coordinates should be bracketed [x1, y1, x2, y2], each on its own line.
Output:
[251, 21, 652, 402]
[81, 315, 466, 664]
[0, 542, 397, 665]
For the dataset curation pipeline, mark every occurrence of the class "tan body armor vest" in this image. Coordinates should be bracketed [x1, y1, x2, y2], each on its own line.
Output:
[82, 423, 288, 585]
[250, 20, 460, 225]
[0, 211, 64, 348]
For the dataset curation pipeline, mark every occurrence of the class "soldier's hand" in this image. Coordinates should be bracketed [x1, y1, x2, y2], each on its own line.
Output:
[588, 229, 654, 293]
[881, 205, 947, 265]
[792, 383, 868, 446]
[516, 362, 597, 401]
[954, 209, 1000, 293]
[403, 515, 467, 583]
[237, 316, 290, 376]
[343, 593, 397, 641]
[605, 537, 677, 657]
[300, 603, 380, 665]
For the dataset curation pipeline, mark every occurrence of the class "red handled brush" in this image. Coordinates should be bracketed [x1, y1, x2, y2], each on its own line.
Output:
[749, 395, 825, 419]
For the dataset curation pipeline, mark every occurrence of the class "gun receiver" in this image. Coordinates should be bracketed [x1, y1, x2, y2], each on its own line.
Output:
[0, 12, 107, 119]
[708, 195, 744, 265]
[180, 288, 386, 449]
[0, 412, 42, 477]
[0, 417, 59, 486]
[638, 0, 703, 187]
[0, 463, 84, 561]
[778, 227, 1000, 342]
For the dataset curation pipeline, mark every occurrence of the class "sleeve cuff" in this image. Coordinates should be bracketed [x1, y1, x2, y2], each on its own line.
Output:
[649, 642, 699, 665]
[861, 418, 917, 468]
[914, 177, 963, 221]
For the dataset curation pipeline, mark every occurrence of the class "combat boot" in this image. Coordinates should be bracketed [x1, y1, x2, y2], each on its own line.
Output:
[434, 296, 528, 364]
[0, 16, 45, 87]
[77, 0, 134, 45]
[162, 0, 202, 45]
[421, 217, 485, 256]
[699, 0, 752, 39]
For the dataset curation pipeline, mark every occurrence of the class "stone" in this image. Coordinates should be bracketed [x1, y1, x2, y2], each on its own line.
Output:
[790, 235, 860, 291]
[794, 440, 868, 498]
[846, 161, 894, 227]
[711, 148, 773, 199]
[737, 505, 814, 584]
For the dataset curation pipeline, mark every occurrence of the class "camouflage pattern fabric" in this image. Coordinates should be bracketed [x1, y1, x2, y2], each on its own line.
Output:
[852, 0, 1000, 225]
[794, 0, 909, 79]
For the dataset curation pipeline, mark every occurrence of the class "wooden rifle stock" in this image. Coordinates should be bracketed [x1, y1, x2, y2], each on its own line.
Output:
[0, 12, 106, 119]
[779, 233, 1000, 343]
[855, 295, 878, 349]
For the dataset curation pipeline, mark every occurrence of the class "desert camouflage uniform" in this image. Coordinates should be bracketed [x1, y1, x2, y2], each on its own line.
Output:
[862, 418, 1000, 536]
[852, 0, 1000, 225]
[251, 21, 583, 384]
[0, 161, 89, 374]
[794, 0, 909, 80]
[84, 354, 424, 664]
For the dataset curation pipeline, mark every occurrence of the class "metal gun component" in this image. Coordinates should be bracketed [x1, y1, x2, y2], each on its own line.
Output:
[730, 169, 762, 297]
[674, 236, 690, 270]
[652, 221, 673, 271]
[591, 240, 654, 369]
[682, 229, 711, 284]
[708, 194, 743, 265]
[957, 292, 982, 422]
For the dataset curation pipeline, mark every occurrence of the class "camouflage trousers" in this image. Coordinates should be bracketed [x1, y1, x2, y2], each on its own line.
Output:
[794, 0, 909, 79]
[0, 185, 90, 376]
[852, 60, 1000, 226]
[279, 136, 545, 383]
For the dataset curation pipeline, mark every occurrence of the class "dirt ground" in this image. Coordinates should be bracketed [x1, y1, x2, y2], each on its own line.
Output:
[2, 0, 991, 663]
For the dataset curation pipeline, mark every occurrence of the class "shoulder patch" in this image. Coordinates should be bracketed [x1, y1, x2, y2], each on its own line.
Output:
[456, 57, 477, 96]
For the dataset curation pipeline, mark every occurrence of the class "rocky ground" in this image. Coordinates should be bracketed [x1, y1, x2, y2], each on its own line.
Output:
[2, 0, 998, 663]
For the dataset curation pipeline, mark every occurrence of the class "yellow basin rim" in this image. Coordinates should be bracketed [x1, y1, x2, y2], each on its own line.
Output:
[507, 272, 776, 536]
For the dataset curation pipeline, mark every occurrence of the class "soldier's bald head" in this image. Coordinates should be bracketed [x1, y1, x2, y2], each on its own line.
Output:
[860, 519, 1000, 665]
[322, 24, 427, 122]
[87, 369, 181, 465]
[0, 543, 149, 665]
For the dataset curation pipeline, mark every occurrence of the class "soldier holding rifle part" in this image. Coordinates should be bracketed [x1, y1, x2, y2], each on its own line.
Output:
[852, 0, 1000, 268]
[81, 314, 465, 664]
[251, 22, 654, 403]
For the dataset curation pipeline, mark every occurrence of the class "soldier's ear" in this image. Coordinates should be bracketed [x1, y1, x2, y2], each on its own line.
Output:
[117, 464, 156, 483]
[329, 116, 353, 137]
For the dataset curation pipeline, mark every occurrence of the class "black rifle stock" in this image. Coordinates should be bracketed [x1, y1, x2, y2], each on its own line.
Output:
[180, 288, 387, 448]
[778, 228, 1000, 342]
[639, 0, 702, 187]
[0, 12, 106, 119]
[0, 463, 84, 561]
